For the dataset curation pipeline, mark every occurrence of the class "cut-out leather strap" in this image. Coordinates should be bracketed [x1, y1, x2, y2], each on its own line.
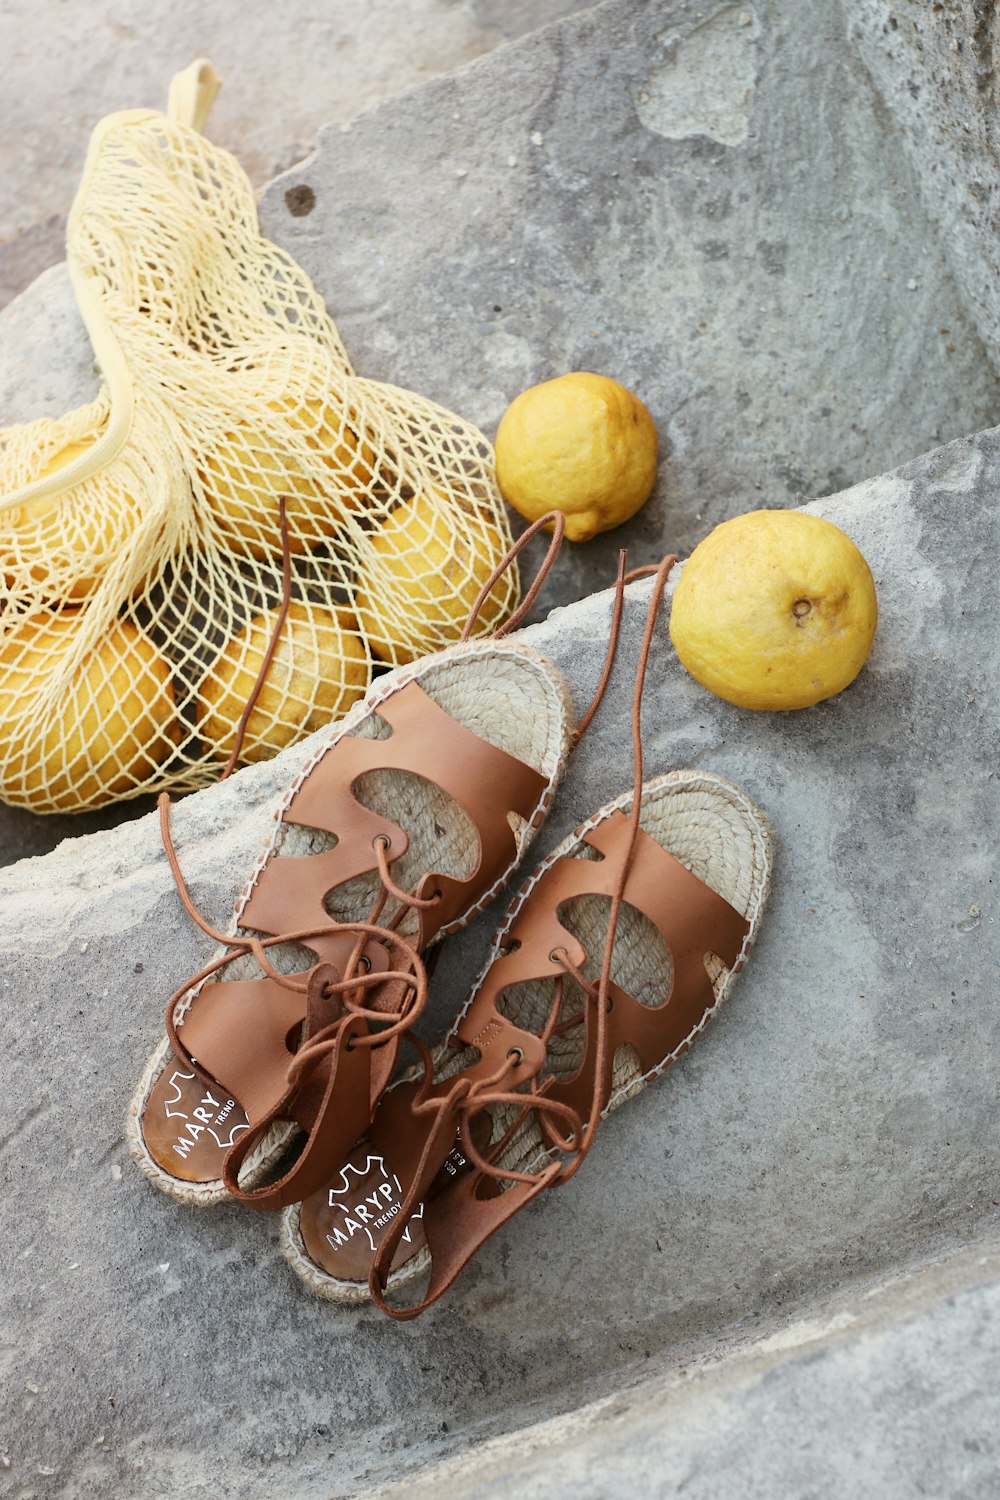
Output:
[164, 919, 430, 1210]
[372, 1150, 557, 1321]
[170, 930, 397, 1120]
[366, 825, 748, 1316]
[155, 650, 550, 1210]
[240, 679, 547, 945]
[453, 812, 749, 1097]
[222, 1011, 373, 1208]
[361, 1048, 561, 1318]
[369, 553, 722, 1317]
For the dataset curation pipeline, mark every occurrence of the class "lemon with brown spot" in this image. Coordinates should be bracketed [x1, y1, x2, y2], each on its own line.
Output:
[199, 598, 369, 764]
[0, 609, 179, 810]
[669, 509, 878, 711]
[354, 492, 510, 665]
[495, 372, 658, 542]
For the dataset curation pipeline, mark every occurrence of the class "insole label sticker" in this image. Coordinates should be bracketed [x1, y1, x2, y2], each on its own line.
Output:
[161, 1069, 247, 1160]
[325, 1153, 424, 1254]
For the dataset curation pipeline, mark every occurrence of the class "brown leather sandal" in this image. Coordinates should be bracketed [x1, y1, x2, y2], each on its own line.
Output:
[127, 637, 575, 1207]
[126, 513, 632, 1211]
[282, 765, 771, 1310]
[280, 560, 772, 1315]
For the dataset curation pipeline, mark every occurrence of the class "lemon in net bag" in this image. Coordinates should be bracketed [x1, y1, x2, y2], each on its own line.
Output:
[0, 61, 518, 813]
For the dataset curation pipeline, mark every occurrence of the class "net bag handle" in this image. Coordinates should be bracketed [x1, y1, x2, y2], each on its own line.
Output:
[0, 61, 222, 515]
[167, 59, 222, 132]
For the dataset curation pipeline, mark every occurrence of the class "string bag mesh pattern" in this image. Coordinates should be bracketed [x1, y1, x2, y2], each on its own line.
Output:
[0, 61, 518, 813]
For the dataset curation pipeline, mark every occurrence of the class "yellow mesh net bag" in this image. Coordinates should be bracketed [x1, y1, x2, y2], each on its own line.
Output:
[0, 61, 518, 813]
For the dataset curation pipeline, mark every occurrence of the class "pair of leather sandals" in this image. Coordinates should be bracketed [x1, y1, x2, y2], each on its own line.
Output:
[127, 523, 772, 1319]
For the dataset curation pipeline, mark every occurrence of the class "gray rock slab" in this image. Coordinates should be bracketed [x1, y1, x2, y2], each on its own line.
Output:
[257, 0, 1000, 592]
[4, 0, 999, 588]
[847, 1, 1000, 372]
[0, 0, 589, 309]
[1, 421, 998, 1496]
[373, 1237, 1000, 1500]
[5, 0, 1000, 869]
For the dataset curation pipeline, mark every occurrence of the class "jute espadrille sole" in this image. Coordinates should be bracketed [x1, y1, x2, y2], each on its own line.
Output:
[280, 768, 771, 1302]
[127, 638, 574, 1206]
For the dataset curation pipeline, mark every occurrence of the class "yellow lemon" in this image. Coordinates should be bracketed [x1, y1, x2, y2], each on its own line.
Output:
[0, 610, 179, 809]
[269, 390, 377, 495]
[495, 372, 658, 542]
[669, 509, 878, 711]
[354, 493, 510, 665]
[198, 397, 375, 563]
[198, 429, 326, 562]
[199, 598, 370, 764]
[1, 441, 142, 603]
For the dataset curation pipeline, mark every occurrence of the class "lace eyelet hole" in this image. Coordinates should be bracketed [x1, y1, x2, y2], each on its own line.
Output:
[605, 995, 614, 1013]
[549, 947, 566, 964]
[508, 1046, 525, 1064]
[372, 834, 390, 851]
[358, 955, 372, 974]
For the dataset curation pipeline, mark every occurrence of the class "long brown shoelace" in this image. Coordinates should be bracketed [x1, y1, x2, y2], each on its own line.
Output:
[156, 505, 633, 1196]
[367, 549, 679, 1314]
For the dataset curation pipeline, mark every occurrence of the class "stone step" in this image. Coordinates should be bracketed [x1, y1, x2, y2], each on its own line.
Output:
[256, 0, 1000, 588]
[372, 1236, 1000, 1499]
[0, 420, 997, 1495]
[0, 0, 591, 310]
[3, 0, 998, 865]
[3, 0, 996, 593]
[846, 1, 1000, 372]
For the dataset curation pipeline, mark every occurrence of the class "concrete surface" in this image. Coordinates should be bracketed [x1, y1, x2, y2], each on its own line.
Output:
[258, 0, 1000, 586]
[1, 422, 999, 1497]
[5, 0, 1000, 865]
[373, 1238, 1000, 1499]
[0, 0, 589, 309]
[7, 0, 992, 580]
[848, 0, 1000, 371]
